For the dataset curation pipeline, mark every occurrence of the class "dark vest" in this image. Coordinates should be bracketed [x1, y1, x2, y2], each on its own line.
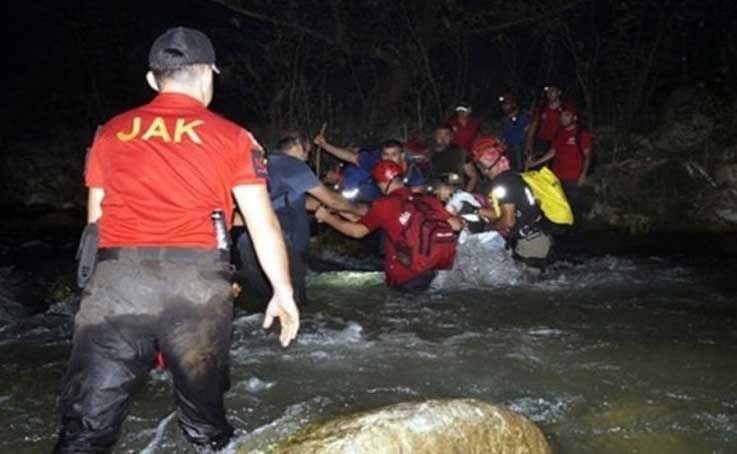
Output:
[430, 145, 465, 179]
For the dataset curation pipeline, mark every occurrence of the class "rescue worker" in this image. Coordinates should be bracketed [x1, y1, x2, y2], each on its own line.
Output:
[447, 103, 481, 151]
[499, 93, 530, 172]
[313, 134, 427, 195]
[428, 125, 479, 192]
[232, 135, 364, 305]
[315, 161, 463, 291]
[527, 103, 592, 223]
[473, 137, 553, 269]
[525, 84, 563, 167]
[54, 27, 299, 453]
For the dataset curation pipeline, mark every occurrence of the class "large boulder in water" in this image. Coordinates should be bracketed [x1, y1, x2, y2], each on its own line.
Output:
[248, 399, 552, 454]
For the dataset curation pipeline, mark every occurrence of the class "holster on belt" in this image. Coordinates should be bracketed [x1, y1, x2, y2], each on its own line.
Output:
[76, 223, 99, 289]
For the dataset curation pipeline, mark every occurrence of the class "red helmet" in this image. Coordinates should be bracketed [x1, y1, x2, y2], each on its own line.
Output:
[372, 160, 404, 184]
[471, 136, 510, 172]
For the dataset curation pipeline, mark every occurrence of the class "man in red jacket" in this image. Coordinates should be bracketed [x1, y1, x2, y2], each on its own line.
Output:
[315, 160, 463, 291]
[54, 27, 299, 453]
[527, 103, 592, 222]
[447, 103, 481, 151]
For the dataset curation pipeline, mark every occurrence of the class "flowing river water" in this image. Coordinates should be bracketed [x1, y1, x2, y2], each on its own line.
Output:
[1, 232, 736, 453]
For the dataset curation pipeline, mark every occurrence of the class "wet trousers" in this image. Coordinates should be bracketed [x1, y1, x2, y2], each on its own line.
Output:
[392, 271, 438, 292]
[54, 248, 234, 453]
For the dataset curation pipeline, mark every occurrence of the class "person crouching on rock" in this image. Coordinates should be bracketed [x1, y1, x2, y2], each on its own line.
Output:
[315, 160, 463, 291]
[472, 137, 553, 272]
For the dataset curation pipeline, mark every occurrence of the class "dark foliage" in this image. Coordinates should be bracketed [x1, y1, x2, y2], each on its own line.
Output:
[3, 0, 737, 208]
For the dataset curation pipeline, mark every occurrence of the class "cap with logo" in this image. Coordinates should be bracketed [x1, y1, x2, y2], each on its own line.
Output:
[455, 103, 472, 114]
[149, 27, 219, 73]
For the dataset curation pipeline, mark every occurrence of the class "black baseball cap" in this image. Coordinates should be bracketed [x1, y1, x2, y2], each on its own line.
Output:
[149, 27, 219, 73]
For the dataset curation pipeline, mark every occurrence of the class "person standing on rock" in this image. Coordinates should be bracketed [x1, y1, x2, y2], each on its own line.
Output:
[54, 27, 299, 453]
[527, 103, 592, 224]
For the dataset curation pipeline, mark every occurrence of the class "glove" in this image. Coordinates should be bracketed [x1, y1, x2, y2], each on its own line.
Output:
[458, 201, 479, 216]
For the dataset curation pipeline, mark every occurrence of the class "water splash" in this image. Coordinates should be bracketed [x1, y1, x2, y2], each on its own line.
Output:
[433, 231, 523, 290]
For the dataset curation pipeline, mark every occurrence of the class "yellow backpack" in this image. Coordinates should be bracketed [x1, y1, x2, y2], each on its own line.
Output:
[520, 167, 574, 225]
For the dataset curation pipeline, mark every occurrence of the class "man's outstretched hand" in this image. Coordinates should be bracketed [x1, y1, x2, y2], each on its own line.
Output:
[263, 291, 300, 347]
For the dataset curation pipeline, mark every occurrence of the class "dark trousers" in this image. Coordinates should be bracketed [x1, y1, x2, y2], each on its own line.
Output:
[392, 271, 438, 292]
[233, 227, 308, 306]
[54, 250, 234, 453]
[506, 143, 524, 173]
[561, 181, 584, 228]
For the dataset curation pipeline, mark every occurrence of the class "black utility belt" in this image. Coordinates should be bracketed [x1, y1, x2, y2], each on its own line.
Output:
[98, 247, 229, 264]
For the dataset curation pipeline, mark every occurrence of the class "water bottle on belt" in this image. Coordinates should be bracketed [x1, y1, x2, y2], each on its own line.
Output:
[211, 209, 230, 250]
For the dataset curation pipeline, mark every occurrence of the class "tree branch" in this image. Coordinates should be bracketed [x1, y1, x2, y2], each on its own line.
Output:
[209, 0, 344, 50]
[466, 0, 591, 35]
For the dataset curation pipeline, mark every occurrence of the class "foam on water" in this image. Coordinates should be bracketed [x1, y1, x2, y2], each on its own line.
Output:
[507, 395, 582, 423]
[231, 377, 276, 394]
[432, 231, 523, 290]
[296, 320, 368, 347]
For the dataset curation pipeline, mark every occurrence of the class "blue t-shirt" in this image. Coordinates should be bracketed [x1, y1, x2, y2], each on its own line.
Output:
[502, 112, 530, 147]
[357, 148, 381, 173]
[267, 153, 321, 253]
[340, 164, 381, 202]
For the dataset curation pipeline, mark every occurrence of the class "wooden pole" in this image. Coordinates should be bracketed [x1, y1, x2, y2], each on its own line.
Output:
[316, 121, 327, 176]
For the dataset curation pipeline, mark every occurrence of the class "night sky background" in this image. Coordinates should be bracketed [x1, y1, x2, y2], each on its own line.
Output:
[4, 0, 737, 214]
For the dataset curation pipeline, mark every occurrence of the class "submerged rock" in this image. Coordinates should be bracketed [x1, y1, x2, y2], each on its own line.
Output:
[248, 398, 552, 454]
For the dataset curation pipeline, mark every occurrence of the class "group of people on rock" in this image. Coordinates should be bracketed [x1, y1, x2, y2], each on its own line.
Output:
[56, 26, 593, 453]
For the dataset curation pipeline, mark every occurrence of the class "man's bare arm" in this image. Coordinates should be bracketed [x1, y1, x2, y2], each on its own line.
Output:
[463, 162, 479, 192]
[233, 184, 299, 347]
[528, 147, 556, 169]
[314, 134, 360, 165]
[479, 203, 516, 232]
[87, 187, 104, 224]
[447, 216, 464, 232]
[314, 206, 370, 239]
[309, 184, 363, 215]
[578, 148, 592, 186]
[524, 118, 539, 158]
